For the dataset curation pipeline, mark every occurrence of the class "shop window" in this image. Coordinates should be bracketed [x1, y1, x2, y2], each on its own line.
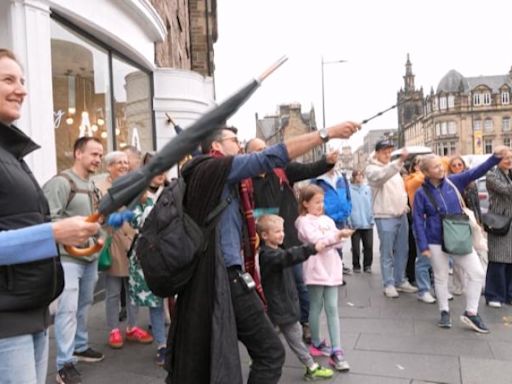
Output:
[484, 139, 493, 154]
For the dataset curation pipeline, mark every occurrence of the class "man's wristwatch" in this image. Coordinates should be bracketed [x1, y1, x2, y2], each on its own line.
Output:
[319, 128, 330, 143]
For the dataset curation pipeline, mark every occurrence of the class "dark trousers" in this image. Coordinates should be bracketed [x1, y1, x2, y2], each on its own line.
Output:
[228, 269, 285, 384]
[406, 212, 417, 283]
[351, 228, 374, 269]
[484, 261, 512, 304]
[292, 263, 310, 324]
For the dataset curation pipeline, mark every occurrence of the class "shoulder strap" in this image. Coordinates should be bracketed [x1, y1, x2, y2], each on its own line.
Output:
[58, 171, 100, 210]
[273, 168, 289, 187]
[58, 172, 78, 209]
[445, 178, 465, 210]
[422, 184, 442, 215]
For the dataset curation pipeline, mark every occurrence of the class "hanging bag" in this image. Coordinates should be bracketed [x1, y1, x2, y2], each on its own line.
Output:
[423, 179, 473, 255]
[98, 236, 113, 271]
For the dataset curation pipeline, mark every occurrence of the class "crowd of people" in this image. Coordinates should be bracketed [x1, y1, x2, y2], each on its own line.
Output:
[1, 46, 512, 384]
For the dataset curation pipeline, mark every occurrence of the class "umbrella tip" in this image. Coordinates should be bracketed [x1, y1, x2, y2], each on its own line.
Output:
[257, 55, 289, 83]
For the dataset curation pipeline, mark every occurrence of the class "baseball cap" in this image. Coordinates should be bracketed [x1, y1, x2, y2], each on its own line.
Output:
[375, 139, 395, 151]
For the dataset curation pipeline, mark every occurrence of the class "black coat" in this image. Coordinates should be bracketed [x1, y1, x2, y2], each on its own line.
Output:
[259, 243, 316, 325]
[252, 157, 334, 248]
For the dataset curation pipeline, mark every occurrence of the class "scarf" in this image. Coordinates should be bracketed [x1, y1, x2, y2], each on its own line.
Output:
[209, 150, 266, 305]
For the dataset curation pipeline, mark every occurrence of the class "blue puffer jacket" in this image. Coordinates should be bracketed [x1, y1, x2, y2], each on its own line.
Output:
[413, 154, 500, 252]
[314, 173, 352, 225]
[349, 183, 374, 229]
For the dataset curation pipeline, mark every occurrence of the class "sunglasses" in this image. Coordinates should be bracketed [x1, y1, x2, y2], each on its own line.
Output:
[451, 162, 464, 168]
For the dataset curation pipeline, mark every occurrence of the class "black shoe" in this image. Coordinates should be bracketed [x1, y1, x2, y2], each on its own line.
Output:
[363, 266, 372, 273]
[460, 312, 490, 334]
[56, 363, 82, 384]
[353, 267, 361, 273]
[437, 310, 452, 328]
[118, 307, 127, 322]
[73, 348, 104, 363]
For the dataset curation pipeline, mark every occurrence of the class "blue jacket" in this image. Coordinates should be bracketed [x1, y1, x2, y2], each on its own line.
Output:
[349, 183, 374, 229]
[314, 173, 352, 225]
[413, 154, 500, 252]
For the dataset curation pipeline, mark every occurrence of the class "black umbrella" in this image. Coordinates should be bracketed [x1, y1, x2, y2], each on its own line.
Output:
[66, 56, 288, 256]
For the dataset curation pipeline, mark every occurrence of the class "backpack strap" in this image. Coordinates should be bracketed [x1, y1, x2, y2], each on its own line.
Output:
[58, 171, 100, 210]
[422, 183, 442, 215]
[273, 168, 289, 188]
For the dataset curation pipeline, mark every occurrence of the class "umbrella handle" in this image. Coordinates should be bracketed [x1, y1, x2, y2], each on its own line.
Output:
[64, 212, 105, 257]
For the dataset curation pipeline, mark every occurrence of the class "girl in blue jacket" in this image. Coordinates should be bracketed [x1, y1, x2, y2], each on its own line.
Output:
[413, 147, 508, 334]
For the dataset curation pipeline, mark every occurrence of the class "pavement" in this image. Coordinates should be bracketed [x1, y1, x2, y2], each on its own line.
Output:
[46, 241, 512, 384]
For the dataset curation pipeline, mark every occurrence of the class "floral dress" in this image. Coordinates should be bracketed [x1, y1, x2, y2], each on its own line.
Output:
[128, 193, 163, 308]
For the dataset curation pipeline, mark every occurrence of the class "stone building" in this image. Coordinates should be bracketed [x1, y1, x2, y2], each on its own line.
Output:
[0, 0, 217, 182]
[255, 103, 323, 163]
[397, 55, 512, 156]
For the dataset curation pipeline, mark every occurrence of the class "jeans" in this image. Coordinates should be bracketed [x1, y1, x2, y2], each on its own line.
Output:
[484, 262, 512, 304]
[228, 268, 285, 384]
[308, 285, 341, 351]
[149, 304, 167, 346]
[351, 228, 373, 269]
[55, 260, 98, 370]
[105, 275, 138, 330]
[0, 330, 48, 384]
[412, 233, 433, 295]
[292, 263, 310, 324]
[375, 215, 409, 288]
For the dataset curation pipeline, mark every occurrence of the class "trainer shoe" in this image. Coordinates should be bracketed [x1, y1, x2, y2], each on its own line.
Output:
[56, 363, 81, 384]
[73, 348, 104, 363]
[309, 341, 331, 357]
[363, 266, 372, 273]
[384, 285, 399, 298]
[126, 326, 154, 344]
[108, 328, 123, 349]
[487, 301, 502, 308]
[396, 281, 418, 293]
[329, 350, 350, 372]
[417, 291, 436, 304]
[304, 363, 334, 381]
[155, 347, 166, 366]
[343, 266, 353, 275]
[460, 311, 490, 334]
[353, 266, 361, 273]
[437, 310, 452, 328]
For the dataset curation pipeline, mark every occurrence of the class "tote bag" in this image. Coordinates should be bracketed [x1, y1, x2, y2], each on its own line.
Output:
[98, 236, 113, 271]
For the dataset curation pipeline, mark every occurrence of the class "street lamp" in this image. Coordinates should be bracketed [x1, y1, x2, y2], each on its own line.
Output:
[321, 57, 347, 129]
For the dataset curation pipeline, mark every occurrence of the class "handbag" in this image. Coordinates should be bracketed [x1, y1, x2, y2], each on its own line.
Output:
[98, 236, 113, 271]
[463, 207, 487, 254]
[481, 211, 511, 236]
[423, 180, 473, 255]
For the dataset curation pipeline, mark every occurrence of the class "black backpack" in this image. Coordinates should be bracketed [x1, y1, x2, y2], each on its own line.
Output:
[135, 177, 231, 297]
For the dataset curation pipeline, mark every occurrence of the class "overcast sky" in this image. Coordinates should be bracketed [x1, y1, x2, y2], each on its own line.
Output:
[213, 0, 512, 151]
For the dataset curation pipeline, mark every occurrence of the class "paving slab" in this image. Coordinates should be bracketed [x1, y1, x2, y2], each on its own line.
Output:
[460, 356, 512, 384]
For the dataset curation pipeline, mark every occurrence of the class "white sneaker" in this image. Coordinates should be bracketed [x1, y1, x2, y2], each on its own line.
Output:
[488, 301, 502, 308]
[418, 292, 436, 304]
[396, 281, 418, 293]
[384, 285, 399, 298]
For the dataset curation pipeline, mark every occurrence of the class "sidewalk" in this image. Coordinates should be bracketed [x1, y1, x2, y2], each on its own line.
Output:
[47, 244, 512, 384]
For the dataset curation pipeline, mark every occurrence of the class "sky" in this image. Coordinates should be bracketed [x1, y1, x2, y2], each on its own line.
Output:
[213, 0, 512, 151]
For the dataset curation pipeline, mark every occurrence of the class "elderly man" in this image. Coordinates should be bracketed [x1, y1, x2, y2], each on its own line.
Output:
[365, 139, 417, 298]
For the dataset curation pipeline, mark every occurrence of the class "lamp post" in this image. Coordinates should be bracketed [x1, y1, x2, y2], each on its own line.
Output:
[321, 56, 347, 129]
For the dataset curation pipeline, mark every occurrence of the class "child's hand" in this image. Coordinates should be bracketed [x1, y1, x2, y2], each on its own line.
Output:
[338, 228, 355, 239]
[314, 240, 327, 253]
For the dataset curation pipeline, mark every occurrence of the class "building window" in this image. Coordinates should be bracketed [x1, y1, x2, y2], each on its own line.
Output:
[436, 141, 456, 156]
[448, 121, 456, 135]
[435, 123, 440, 136]
[50, 18, 154, 171]
[441, 121, 447, 135]
[440, 96, 447, 110]
[448, 95, 455, 108]
[502, 91, 510, 105]
[484, 139, 493, 154]
[503, 117, 511, 132]
[484, 118, 493, 132]
[504, 137, 510, 147]
[473, 119, 481, 131]
[483, 92, 491, 105]
[473, 93, 481, 106]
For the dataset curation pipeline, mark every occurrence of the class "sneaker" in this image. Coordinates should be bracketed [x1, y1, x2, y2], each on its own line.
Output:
[460, 312, 490, 334]
[56, 363, 81, 384]
[417, 292, 436, 304]
[437, 310, 452, 328]
[73, 348, 104, 363]
[126, 326, 154, 344]
[487, 301, 502, 308]
[363, 266, 372, 273]
[396, 281, 418, 293]
[301, 322, 312, 345]
[309, 341, 331, 357]
[448, 293, 454, 301]
[155, 347, 166, 366]
[343, 266, 353, 275]
[108, 328, 123, 349]
[329, 350, 350, 372]
[304, 364, 334, 381]
[384, 285, 399, 298]
[353, 267, 361, 273]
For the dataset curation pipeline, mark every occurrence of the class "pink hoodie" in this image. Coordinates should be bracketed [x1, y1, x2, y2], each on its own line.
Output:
[295, 213, 344, 286]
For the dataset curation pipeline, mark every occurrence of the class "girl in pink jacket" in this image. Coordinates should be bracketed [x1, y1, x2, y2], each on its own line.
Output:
[295, 184, 353, 372]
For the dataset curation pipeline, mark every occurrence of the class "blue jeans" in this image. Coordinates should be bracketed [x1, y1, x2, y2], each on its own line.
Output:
[149, 304, 166, 346]
[105, 275, 138, 330]
[0, 330, 48, 384]
[55, 260, 98, 370]
[375, 215, 409, 288]
[292, 263, 309, 324]
[413, 236, 433, 295]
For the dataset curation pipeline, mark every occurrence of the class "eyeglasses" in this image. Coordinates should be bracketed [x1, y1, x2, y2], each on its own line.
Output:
[220, 136, 240, 145]
[451, 162, 464, 168]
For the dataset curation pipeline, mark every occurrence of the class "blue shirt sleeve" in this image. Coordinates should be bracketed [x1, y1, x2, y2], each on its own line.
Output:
[412, 189, 429, 253]
[227, 144, 290, 183]
[0, 223, 58, 266]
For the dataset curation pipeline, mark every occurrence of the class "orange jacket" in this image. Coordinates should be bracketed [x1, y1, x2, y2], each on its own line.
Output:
[404, 171, 425, 208]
